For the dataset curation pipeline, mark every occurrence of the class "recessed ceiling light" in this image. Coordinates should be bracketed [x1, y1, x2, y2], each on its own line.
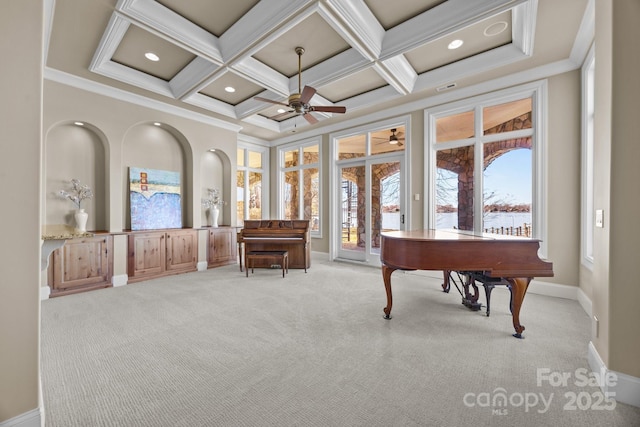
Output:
[224, 86, 236, 93]
[277, 109, 286, 113]
[74, 121, 84, 126]
[209, 149, 216, 152]
[145, 52, 159, 62]
[448, 39, 464, 50]
[153, 122, 161, 126]
[484, 21, 508, 37]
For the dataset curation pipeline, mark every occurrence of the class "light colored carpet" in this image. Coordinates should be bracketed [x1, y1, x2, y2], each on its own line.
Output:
[41, 254, 640, 426]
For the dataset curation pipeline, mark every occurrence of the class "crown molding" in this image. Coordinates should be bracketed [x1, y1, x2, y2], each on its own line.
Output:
[569, 0, 595, 66]
[44, 67, 243, 132]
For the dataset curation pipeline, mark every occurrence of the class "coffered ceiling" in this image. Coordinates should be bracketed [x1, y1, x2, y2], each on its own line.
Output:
[45, 0, 592, 141]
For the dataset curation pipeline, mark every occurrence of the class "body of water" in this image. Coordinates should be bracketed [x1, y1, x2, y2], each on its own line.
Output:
[381, 212, 532, 232]
[436, 212, 531, 231]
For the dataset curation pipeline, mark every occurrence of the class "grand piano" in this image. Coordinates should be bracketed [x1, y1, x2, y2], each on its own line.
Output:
[238, 220, 310, 271]
[380, 229, 553, 338]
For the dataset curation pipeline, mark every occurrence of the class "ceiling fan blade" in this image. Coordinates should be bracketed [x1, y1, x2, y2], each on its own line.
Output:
[303, 112, 318, 125]
[299, 86, 316, 104]
[254, 96, 290, 107]
[309, 105, 346, 114]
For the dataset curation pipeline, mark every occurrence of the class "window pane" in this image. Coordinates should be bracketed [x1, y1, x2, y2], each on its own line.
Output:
[341, 166, 364, 251]
[284, 170, 299, 219]
[284, 149, 298, 167]
[483, 98, 532, 135]
[248, 150, 262, 168]
[236, 170, 245, 225]
[338, 134, 365, 160]
[371, 127, 405, 155]
[435, 146, 474, 230]
[237, 148, 244, 166]
[303, 144, 319, 164]
[483, 142, 532, 236]
[436, 110, 474, 143]
[303, 168, 319, 231]
[248, 172, 262, 220]
[372, 162, 401, 255]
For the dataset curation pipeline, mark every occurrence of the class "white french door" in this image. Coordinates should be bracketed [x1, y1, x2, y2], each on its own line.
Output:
[337, 157, 404, 264]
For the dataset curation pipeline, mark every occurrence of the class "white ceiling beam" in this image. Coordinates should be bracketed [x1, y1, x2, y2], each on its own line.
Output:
[117, 0, 223, 63]
[380, 0, 527, 60]
[294, 48, 371, 92]
[90, 0, 541, 136]
[89, 13, 130, 73]
[512, 0, 537, 56]
[377, 55, 418, 95]
[569, 0, 594, 66]
[240, 114, 283, 134]
[219, 0, 316, 63]
[232, 57, 291, 98]
[320, 0, 385, 61]
[412, 44, 526, 93]
[182, 92, 238, 119]
[171, 57, 219, 99]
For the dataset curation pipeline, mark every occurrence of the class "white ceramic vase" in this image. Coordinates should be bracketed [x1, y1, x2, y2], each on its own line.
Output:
[74, 208, 88, 232]
[210, 206, 219, 228]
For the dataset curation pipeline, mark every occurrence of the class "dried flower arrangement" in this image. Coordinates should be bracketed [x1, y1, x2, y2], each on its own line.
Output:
[202, 188, 224, 209]
[58, 179, 93, 210]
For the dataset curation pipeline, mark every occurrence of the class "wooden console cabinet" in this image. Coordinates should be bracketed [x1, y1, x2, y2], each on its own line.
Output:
[48, 235, 113, 297]
[207, 227, 237, 267]
[128, 229, 197, 282]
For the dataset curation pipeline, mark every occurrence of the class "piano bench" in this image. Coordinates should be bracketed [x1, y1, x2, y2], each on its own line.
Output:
[246, 250, 289, 278]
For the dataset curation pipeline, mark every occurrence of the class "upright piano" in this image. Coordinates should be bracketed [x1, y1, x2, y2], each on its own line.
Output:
[380, 229, 554, 338]
[238, 220, 310, 271]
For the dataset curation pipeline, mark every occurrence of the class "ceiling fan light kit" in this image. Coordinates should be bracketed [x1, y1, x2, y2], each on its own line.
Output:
[255, 47, 346, 124]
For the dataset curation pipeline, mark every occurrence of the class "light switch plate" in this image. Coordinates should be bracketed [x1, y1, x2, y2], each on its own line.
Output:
[595, 209, 604, 228]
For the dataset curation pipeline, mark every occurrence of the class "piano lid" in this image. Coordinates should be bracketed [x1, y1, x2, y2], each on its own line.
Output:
[381, 229, 541, 242]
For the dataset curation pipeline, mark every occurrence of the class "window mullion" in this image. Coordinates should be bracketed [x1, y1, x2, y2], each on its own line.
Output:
[474, 105, 483, 232]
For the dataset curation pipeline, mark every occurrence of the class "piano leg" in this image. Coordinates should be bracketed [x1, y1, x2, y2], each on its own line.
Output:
[441, 270, 451, 292]
[461, 273, 482, 311]
[506, 277, 531, 339]
[382, 264, 396, 319]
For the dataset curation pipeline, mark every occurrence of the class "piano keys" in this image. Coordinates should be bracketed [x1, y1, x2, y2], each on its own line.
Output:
[380, 229, 554, 338]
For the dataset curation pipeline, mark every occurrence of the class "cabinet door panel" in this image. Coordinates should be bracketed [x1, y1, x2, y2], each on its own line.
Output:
[51, 236, 111, 291]
[166, 230, 197, 271]
[129, 232, 165, 277]
[208, 227, 237, 267]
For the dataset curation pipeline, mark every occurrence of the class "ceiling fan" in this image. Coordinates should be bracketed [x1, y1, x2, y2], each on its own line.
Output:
[373, 128, 405, 146]
[254, 47, 346, 125]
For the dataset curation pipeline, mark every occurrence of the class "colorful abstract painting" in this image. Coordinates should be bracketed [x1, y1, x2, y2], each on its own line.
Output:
[129, 167, 182, 230]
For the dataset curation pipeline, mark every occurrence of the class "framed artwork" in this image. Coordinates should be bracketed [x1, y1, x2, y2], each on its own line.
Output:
[129, 167, 181, 230]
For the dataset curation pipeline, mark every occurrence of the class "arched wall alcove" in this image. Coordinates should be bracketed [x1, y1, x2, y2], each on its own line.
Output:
[44, 121, 108, 231]
[122, 122, 193, 229]
[200, 149, 232, 227]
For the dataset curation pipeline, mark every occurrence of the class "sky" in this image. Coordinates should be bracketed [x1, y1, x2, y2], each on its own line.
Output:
[483, 149, 532, 205]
